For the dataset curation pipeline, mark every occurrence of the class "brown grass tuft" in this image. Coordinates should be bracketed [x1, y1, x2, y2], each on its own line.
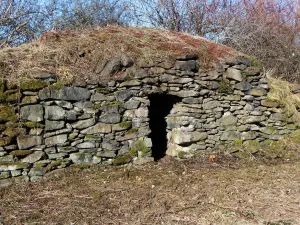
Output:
[0, 26, 235, 82]
[0, 154, 300, 224]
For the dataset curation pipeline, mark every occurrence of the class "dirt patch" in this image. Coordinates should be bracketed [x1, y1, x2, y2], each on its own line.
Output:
[0, 155, 299, 225]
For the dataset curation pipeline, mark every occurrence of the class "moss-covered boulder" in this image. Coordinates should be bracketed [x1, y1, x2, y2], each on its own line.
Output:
[21, 96, 38, 105]
[0, 162, 29, 171]
[3, 127, 26, 137]
[0, 136, 12, 147]
[20, 79, 48, 91]
[9, 150, 33, 158]
[0, 105, 16, 123]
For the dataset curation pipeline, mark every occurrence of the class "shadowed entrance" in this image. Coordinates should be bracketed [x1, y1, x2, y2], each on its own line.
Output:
[148, 93, 181, 161]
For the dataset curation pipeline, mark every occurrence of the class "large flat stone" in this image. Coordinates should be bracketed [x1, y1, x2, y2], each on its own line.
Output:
[76, 142, 96, 149]
[169, 90, 199, 98]
[70, 153, 94, 164]
[99, 113, 121, 124]
[240, 116, 266, 124]
[219, 115, 237, 127]
[45, 134, 68, 146]
[45, 120, 65, 131]
[22, 151, 45, 163]
[115, 90, 137, 102]
[0, 162, 29, 171]
[225, 68, 243, 81]
[81, 123, 112, 134]
[203, 101, 220, 110]
[17, 136, 43, 149]
[174, 60, 198, 72]
[220, 131, 241, 141]
[39, 87, 91, 101]
[171, 130, 208, 145]
[45, 106, 65, 120]
[20, 105, 44, 122]
[72, 118, 96, 130]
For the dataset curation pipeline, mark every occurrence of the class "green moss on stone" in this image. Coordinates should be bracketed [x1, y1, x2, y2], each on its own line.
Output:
[0, 172, 11, 179]
[21, 96, 37, 105]
[10, 150, 32, 158]
[6, 92, 19, 103]
[0, 105, 16, 123]
[92, 103, 101, 110]
[0, 161, 29, 168]
[126, 127, 139, 135]
[85, 135, 101, 140]
[20, 79, 48, 91]
[0, 136, 12, 147]
[6, 82, 17, 90]
[178, 151, 186, 159]
[129, 139, 150, 157]
[0, 92, 7, 103]
[25, 122, 45, 129]
[3, 127, 25, 137]
[46, 160, 64, 171]
[0, 124, 6, 131]
[286, 124, 297, 130]
[111, 101, 121, 107]
[48, 80, 64, 91]
[0, 78, 5, 92]
[218, 81, 233, 94]
[96, 87, 109, 94]
[0, 89, 19, 103]
[241, 70, 248, 77]
[119, 121, 131, 129]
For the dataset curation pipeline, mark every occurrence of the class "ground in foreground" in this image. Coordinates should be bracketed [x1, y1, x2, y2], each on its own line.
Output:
[0, 156, 300, 225]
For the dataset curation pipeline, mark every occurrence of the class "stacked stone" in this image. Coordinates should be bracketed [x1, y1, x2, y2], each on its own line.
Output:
[0, 53, 299, 184]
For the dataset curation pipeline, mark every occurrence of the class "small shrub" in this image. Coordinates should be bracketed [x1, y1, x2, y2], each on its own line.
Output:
[129, 139, 150, 157]
[218, 81, 233, 94]
[246, 55, 262, 68]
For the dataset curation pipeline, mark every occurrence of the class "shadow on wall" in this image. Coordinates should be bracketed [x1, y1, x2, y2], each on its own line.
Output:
[148, 93, 181, 161]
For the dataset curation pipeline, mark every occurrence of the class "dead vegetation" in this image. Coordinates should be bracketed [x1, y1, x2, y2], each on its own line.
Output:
[0, 154, 300, 225]
[267, 75, 300, 120]
[0, 26, 234, 83]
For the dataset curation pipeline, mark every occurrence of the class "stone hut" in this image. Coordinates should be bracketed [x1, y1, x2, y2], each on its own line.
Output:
[0, 27, 298, 183]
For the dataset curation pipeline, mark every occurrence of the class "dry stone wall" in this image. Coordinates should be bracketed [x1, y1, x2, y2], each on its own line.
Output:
[0, 54, 298, 184]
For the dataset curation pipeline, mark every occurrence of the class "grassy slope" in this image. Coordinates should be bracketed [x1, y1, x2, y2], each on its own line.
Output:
[1, 156, 300, 225]
[0, 26, 234, 82]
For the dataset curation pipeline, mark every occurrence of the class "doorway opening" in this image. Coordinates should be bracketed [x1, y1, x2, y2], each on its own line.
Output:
[148, 93, 181, 161]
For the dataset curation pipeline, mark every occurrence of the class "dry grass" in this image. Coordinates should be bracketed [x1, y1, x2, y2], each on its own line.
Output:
[267, 72, 300, 119]
[0, 26, 234, 82]
[0, 155, 300, 225]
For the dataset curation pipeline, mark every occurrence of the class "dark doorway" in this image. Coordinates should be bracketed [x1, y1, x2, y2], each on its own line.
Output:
[148, 93, 181, 161]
